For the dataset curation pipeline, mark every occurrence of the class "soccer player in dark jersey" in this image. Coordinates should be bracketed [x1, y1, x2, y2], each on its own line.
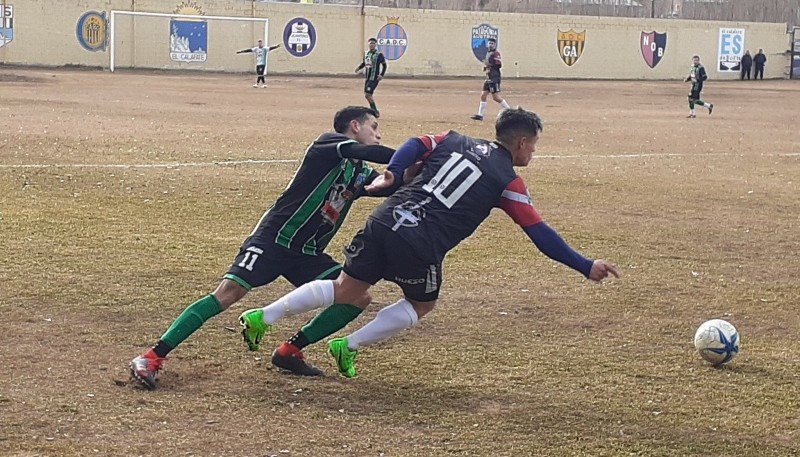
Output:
[236, 40, 281, 88]
[355, 38, 387, 117]
[239, 107, 620, 378]
[471, 38, 512, 121]
[685, 55, 713, 118]
[129, 106, 395, 389]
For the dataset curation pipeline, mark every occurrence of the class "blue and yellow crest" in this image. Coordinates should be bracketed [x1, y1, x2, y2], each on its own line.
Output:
[76, 11, 107, 52]
[170, 2, 208, 63]
[0, 4, 13, 49]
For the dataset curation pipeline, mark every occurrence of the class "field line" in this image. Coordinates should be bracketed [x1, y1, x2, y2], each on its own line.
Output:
[0, 159, 298, 169]
[0, 152, 797, 169]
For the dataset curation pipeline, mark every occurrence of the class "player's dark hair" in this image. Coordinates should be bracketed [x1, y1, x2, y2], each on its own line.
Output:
[495, 107, 543, 144]
[368, 37, 377, 43]
[333, 106, 378, 133]
[488, 38, 496, 43]
[692, 55, 700, 59]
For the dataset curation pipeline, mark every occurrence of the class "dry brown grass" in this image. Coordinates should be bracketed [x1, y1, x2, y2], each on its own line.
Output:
[1, 68, 798, 456]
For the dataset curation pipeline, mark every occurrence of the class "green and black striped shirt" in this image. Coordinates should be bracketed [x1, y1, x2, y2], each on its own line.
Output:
[249, 132, 393, 255]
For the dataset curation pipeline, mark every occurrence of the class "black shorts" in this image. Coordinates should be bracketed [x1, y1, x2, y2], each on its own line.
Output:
[225, 237, 341, 290]
[256, 64, 265, 76]
[482, 80, 501, 93]
[689, 86, 702, 100]
[343, 219, 443, 302]
[364, 79, 380, 94]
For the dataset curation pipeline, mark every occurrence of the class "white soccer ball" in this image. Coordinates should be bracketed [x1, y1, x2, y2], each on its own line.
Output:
[693, 319, 740, 366]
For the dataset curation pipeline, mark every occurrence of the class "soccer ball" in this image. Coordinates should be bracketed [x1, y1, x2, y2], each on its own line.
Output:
[693, 319, 740, 366]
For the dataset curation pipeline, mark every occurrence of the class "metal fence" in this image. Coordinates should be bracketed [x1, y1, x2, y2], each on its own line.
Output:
[257, 0, 800, 25]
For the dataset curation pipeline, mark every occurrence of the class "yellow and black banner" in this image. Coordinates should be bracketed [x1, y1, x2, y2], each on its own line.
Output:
[557, 29, 586, 67]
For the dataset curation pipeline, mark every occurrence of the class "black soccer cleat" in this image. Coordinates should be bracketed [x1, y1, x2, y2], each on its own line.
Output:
[271, 343, 324, 376]
[470, 114, 484, 121]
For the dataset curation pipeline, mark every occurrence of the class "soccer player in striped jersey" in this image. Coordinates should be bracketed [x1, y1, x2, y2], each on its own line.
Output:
[684, 55, 713, 118]
[240, 107, 620, 378]
[355, 38, 387, 117]
[236, 40, 281, 88]
[130, 106, 395, 389]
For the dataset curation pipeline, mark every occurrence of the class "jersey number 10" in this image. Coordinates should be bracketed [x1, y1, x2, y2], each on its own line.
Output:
[422, 152, 483, 208]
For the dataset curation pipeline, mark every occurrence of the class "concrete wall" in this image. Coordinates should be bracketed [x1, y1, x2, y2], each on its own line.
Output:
[0, 0, 789, 79]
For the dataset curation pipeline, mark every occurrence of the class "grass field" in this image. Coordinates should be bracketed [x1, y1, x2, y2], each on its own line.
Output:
[1, 68, 799, 456]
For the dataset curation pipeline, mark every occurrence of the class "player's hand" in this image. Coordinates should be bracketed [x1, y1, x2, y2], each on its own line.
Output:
[377, 75, 383, 81]
[276, 44, 281, 48]
[587, 259, 620, 282]
[402, 161, 423, 183]
[365, 170, 396, 194]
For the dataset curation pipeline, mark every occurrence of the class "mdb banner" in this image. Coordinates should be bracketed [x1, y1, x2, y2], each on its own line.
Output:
[718, 28, 744, 72]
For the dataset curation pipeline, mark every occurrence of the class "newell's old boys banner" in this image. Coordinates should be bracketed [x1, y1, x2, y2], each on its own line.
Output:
[377, 17, 408, 61]
[718, 28, 744, 72]
[640, 31, 666, 69]
[0, 4, 13, 49]
[471, 23, 498, 63]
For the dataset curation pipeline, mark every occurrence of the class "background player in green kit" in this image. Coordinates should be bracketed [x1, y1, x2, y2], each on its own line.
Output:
[355, 38, 387, 117]
[129, 106, 393, 389]
[684, 55, 714, 118]
[236, 40, 281, 88]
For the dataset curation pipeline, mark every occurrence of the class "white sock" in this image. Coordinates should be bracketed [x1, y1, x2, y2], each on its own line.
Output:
[261, 280, 335, 324]
[690, 109, 696, 115]
[500, 99, 511, 109]
[478, 101, 487, 117]
[347, 299, 418, 350]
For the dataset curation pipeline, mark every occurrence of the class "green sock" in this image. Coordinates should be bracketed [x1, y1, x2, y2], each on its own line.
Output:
[300, 303, 363, 344]
[689, 100, 695, 109]
[159, 294, 222, 350]
[369, 101, 378, 111]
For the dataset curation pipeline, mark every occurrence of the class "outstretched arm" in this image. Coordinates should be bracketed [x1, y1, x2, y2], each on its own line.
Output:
[499, 177, 620, 281]
[337, 142, 395, 164]
[236, 48, 254, 54]
[365, 132, 448, 196]
[268, 44, 281, 52]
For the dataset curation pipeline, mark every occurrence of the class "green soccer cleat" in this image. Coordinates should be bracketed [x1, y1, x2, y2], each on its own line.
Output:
[328, 337, 358, 378]
[239, 309, 271, 351]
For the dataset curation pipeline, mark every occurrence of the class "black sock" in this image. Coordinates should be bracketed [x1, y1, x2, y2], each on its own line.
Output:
[287, 332, 310, 350]
[153, 340, 173, 358]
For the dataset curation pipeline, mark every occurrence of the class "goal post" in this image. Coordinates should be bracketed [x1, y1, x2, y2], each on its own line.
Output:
[109, 11, 269, 73]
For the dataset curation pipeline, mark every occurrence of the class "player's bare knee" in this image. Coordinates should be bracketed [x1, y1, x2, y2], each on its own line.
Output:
[212, 279, 248, 310]
[408, 299, 436, 318]
[352, 291, 372, 309]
